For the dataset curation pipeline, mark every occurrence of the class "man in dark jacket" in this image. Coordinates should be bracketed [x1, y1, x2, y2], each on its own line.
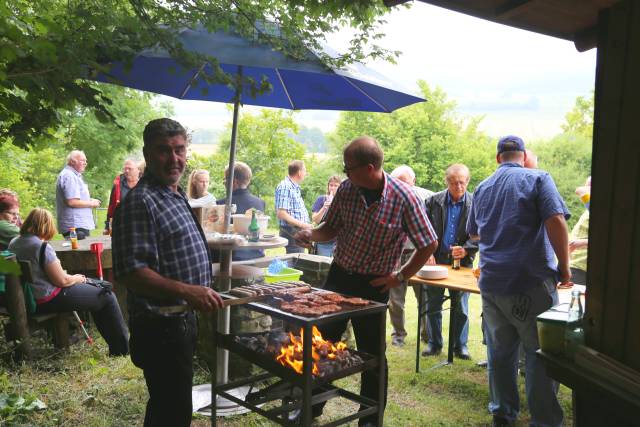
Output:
[423, 163, 477, 359]
[217, 161, 266, 261]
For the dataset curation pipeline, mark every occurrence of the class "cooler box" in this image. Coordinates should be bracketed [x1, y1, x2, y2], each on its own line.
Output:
[264, 267, 303, 283]
[536, 303, 577, 355]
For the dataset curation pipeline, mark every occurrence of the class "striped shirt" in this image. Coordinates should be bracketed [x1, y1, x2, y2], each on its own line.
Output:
[112, 174, 212, 315]
[275, 176, 310, 226]
[325, 173, 437, 275]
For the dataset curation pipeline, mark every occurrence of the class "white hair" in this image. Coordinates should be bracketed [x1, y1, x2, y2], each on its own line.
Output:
[390, 165, 415, 180]
[66, 150, 85, 166]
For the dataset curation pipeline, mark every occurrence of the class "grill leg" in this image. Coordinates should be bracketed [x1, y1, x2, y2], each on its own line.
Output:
[378, 308, 386, 426]
[416, 287, 424, 373]
[302, 323, 313, 426]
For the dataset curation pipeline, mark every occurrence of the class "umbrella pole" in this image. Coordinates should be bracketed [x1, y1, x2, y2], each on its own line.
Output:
[215, 68, 242, 393]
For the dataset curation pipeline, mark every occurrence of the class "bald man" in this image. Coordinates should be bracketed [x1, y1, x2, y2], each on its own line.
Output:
[295, 136, 438, 426]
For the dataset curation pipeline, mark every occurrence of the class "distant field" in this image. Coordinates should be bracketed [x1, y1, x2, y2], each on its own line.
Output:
[189, 144, 217, 157]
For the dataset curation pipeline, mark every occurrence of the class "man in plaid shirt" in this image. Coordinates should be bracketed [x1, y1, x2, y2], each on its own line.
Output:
[275, 160, 312, 253]
[295, 136, 438, 426]
[113, 118, 223, 427]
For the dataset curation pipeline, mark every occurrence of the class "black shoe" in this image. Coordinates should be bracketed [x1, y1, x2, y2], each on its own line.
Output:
[391, 336, 405, 347]
[421, 343, 442, 357]
[455, 347, 472, 360]
[476, 359, 488, 368]
[492, 416, 511, 427]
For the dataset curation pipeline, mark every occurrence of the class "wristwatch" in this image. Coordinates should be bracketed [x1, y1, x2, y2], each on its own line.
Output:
[395, 271, 408, 286]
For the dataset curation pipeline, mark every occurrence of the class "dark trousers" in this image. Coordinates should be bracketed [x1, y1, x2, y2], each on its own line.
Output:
[316, 262, 388, 426]
[129, 313, 197, 427]
[61, 227, 90, 239]
[279, 225, 305, 254]
[570, 267, 587, 287]
[37, 284, 129, 356]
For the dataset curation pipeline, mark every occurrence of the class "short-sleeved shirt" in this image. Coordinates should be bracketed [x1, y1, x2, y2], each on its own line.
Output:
[8, 234, 61, 303]
[466, 163, 570, 295]
[569, 210, 589, 272]
[275, 176, 309, 227]
[324, 173, 437, 275]
[112, 174, 212, 316]
[312, 195, 328, 215]
[55, 166, 95, 232]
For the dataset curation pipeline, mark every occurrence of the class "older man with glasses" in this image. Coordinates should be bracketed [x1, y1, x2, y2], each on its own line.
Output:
[295, 136, 438, 427]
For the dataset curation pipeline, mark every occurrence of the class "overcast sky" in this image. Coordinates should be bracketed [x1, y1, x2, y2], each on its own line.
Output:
[168, 2, 597, 142]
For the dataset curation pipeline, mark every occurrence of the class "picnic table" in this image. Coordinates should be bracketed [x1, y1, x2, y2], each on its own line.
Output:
[409, 265, 479, 373]
[49, 235, 112, 275]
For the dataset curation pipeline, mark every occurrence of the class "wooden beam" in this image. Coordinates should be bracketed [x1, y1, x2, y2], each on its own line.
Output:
[574, 25, 599, 52]
[383, 0, 410, 6]
[494, 0, 533, 20]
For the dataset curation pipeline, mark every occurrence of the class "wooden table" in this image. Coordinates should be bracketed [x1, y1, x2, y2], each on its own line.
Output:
[410, 266, 579, 373]
[49, 235, 112, 275]
[409, 265, 479, 373]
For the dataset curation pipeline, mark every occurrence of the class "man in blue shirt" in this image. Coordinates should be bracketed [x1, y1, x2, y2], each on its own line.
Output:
[467, 135, 570, 427]
[423, 164, 477, 359]
[55, 150, 101, 239]
[275, 160, 312, 253]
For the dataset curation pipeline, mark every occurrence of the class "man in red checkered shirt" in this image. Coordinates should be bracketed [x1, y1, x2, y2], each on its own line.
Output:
[295, 136, 438, 426]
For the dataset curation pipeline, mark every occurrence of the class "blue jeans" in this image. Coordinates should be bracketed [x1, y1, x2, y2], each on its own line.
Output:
[315, 241, 336, 257]
[279, 225, 305, 254]
[425, 288, 469, 351]
[482, 278, 563, 427]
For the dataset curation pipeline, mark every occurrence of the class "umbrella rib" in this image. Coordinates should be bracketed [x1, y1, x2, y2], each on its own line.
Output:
[180, 63, 207, 99]
[342, 76, 391, 112]
[275, 69, 295, 109]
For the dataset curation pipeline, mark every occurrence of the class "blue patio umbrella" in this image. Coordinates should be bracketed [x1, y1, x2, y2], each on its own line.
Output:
[94, 24, 425, 229]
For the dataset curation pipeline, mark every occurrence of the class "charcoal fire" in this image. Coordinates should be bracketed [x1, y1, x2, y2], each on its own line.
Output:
[235, 328, 363, 378]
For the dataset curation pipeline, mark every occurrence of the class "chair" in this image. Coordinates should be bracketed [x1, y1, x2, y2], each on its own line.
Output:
[0, 260, 71, 360]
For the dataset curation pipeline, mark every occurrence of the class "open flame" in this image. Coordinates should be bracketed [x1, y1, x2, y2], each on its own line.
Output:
[276, 326, 348, 376]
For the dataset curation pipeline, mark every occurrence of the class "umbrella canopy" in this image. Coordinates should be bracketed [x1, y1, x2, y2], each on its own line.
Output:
[96, 25, 424, 112]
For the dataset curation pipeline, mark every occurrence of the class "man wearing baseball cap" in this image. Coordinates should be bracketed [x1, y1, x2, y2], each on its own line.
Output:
[466, 135, 571, 427]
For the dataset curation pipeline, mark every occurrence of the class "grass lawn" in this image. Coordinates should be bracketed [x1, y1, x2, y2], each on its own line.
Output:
[0, 277, 573, 426]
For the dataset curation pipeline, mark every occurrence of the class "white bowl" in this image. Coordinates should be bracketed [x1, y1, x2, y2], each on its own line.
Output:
[417, 265, 448, 280]
[231, 214, 269, 235]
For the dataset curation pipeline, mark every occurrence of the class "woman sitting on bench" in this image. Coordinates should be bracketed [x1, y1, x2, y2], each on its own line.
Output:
[8, 208, 129, 356]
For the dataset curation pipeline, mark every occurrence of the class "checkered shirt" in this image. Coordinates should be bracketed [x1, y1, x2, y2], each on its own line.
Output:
[325, 173, 437, 275]
[112, 174, 212, 315]
[275, 176, 310, 226]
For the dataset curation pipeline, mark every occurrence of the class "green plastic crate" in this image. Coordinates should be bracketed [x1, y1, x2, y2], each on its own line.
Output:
[264, 267, 303, 283]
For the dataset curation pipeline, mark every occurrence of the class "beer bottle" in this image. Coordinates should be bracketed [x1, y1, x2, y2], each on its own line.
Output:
[248, 209, 260, 242]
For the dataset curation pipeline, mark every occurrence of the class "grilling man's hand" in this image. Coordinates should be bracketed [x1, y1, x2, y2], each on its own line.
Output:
[184, 286, 224, 312]
[370, 274, 401, 294]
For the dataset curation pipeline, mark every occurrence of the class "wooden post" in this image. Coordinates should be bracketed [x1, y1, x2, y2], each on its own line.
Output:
[5, 258, 31, 359]
[587, 0, 640, 371]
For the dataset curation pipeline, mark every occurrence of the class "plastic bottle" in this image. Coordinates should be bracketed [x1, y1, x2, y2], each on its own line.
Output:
[248, 209, 260, 242]
[69, 227, 79, 250]
[565, 289, 585, 359]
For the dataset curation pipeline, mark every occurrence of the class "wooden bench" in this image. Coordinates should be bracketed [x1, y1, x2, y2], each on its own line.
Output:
[0, 257, 71, 360]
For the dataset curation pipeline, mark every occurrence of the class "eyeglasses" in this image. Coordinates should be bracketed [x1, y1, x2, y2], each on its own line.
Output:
[343, 163, 365, 174]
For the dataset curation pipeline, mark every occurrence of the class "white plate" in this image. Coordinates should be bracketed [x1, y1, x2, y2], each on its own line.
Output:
[417, 265, 448, 280]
